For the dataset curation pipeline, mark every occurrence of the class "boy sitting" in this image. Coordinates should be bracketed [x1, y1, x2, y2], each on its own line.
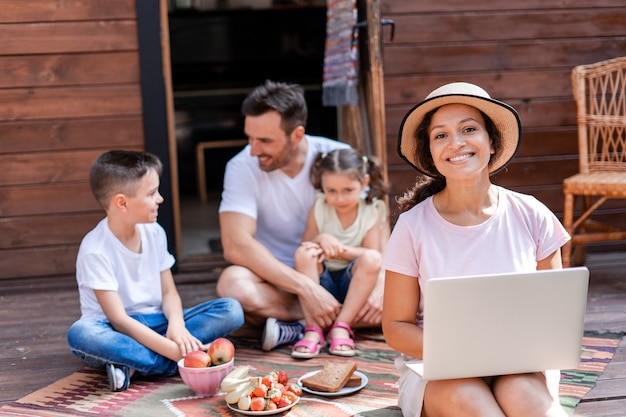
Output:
[68, 150, 244, 391]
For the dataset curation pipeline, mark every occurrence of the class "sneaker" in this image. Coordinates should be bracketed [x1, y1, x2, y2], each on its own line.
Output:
[106, 363, 131, 392]
[261, 318, 305, 351]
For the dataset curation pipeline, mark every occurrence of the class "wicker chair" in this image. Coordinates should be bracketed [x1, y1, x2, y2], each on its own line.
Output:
[562, 57, 626, 267]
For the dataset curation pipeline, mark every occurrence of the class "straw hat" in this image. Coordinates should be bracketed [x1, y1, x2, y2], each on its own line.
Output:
[397, 82, 522, 177]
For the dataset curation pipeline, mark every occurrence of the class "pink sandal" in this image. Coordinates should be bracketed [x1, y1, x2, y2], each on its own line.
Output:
[327, 321, 356, 357]
[291, 326, 325, 359]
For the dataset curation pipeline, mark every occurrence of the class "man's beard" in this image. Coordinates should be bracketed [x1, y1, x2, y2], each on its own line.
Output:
[257, 142, 293, 172]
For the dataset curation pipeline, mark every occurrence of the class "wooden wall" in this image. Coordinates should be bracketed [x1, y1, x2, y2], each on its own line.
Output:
[0, 0, 144, 286]
[1, 0, 625, 287]
[380, 0, 626, 252]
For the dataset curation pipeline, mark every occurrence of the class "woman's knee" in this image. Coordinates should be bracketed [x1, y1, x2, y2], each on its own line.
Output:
[493, 373, 559, 414]
[493, 373, 544, 398]
[424, 379, 494, 416]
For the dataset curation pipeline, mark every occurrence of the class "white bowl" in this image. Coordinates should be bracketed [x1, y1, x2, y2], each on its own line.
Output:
[177, 357, 234, 396]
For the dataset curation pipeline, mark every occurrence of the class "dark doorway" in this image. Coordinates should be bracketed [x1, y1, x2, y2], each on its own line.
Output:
[167, 2, 336, 262]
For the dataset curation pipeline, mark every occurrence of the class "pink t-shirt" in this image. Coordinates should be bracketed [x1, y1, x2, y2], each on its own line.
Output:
[382, 186, 570, 327]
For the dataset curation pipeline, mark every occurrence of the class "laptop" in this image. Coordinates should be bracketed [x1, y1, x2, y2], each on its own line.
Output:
[407, 267, 589, 381]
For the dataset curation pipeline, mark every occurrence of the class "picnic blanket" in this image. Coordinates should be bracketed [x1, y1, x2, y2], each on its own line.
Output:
[0, 331, 621, 416]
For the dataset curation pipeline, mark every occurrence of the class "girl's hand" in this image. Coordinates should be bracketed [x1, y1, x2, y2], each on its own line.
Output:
[299, 241, 325, 263]
[317, 234, 346, 259]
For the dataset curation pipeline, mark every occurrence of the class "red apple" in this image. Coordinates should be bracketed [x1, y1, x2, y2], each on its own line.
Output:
[183, 350, 211, 368]
[207, 337, 235, 365]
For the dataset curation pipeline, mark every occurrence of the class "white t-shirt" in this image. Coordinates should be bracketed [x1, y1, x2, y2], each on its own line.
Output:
[382, 185, 571, 328]
[313, 192, 387, 271]
[219, 134, 349, 267]
[76, 218, 176, 320]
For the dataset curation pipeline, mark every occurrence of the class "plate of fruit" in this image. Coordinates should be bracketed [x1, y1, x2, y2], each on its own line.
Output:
[221, 367, 302, 415]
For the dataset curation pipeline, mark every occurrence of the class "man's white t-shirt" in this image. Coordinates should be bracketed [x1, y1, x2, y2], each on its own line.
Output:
[75, 218, 176, 320]
[219, 134, 348, 267]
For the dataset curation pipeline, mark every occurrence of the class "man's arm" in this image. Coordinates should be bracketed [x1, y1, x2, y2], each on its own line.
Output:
[220, 211, 341, 327]
[221, 211, 305, 293]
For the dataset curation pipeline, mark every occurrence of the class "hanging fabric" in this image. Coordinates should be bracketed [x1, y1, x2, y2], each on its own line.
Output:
[322, 0, 359, 106]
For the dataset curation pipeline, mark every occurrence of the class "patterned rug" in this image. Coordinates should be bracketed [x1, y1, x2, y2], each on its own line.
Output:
[0, 331, 621, 417]
[559, 330, 623, 413]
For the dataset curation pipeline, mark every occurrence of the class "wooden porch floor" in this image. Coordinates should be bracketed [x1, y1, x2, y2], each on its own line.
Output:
[1, 253, 626, 416]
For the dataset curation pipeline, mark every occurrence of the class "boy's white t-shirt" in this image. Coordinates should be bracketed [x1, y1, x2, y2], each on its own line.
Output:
[219, 135, 348, 267]
[76, 218, 176, 320]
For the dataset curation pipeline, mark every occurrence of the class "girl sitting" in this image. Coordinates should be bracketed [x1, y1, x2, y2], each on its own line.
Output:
[292, 148, 388, 358]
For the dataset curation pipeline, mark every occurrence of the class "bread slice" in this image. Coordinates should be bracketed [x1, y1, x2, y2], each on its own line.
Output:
[323, 360, 361, 387]
[344, 373, 362, 387]
[301, 360, 357, 392]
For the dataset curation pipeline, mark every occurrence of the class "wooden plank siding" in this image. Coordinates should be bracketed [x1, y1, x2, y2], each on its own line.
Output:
[2, 0, 626, 288]
[381, 0, 626, 247]
[0, 0, 143, 283]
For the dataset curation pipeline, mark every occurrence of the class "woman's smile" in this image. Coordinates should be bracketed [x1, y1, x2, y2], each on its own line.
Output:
[448, 152, 474, 163]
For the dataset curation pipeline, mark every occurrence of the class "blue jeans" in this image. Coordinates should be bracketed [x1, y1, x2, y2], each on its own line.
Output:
[67, 298, 244, 377]
[319, 260, 356, 303]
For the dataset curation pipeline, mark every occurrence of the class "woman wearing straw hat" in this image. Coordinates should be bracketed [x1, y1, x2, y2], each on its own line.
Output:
[381, 82, 570, 416]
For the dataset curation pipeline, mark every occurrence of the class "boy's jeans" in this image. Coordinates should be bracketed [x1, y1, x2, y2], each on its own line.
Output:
[67, 298, 244, 377]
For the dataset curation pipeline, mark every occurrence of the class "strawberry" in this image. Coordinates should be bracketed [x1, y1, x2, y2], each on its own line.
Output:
[261, 375, 275, 389]
[273, 382, 286, 394]
[283, 391, 298, 404]
[287, 383, 302, 396]
[250, 397, 266, 412]
[277, 370, 288, 385]
[277, 396, 292, 409]
[252, 384, 267, 398]
[267, 370, 279, 382]
[267, 388, 282, 403]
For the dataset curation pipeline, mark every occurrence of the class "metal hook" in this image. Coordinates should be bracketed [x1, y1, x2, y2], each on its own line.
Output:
[381, 19, 395, 42]
[351, 21, 368, 48]
[351, 19, 395, 47]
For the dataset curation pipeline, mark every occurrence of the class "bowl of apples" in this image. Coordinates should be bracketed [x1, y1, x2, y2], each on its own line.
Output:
[177, 337, 236, 396]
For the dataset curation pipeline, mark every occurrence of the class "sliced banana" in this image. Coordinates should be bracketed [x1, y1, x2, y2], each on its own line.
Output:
[220, 366, 252, 392]
[237, 394, 252, 411]
[224, 378, 258, 404]
[220, 377, 251, 392]
[224, 365, 250, 381]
